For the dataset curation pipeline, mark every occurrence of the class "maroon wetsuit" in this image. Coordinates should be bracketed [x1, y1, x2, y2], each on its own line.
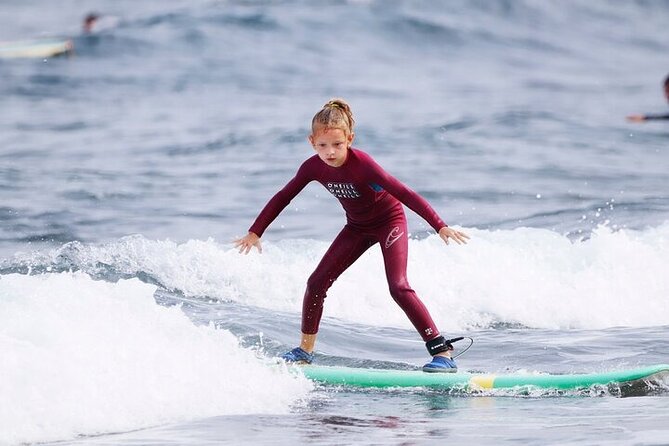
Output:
[249, 148, 447, 341]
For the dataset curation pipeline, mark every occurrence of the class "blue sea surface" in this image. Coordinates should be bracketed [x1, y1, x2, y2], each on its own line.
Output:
[1, 1, 668, 445]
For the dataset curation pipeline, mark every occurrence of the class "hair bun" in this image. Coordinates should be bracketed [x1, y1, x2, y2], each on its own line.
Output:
[312, 98, 355, 134]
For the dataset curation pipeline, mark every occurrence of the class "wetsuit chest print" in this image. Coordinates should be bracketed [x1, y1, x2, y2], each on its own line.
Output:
[326, 182, 361, 199]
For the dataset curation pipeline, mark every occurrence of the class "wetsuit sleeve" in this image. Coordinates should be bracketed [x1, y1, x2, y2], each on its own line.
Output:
[248, 162, 312, 237]
[645, 113, 669, 120]
[364, 154, 447, 232]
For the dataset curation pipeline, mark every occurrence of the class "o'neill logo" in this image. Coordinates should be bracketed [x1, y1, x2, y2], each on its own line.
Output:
[384, 226, 404, 248]
[326, 182, 360, 199]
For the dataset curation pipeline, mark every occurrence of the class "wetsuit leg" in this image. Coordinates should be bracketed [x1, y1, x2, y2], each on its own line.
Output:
[301, 225, 374, 335]
[377, 218, 440, 342]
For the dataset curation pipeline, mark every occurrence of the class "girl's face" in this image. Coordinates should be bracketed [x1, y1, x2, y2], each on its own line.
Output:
[309, 127, 354, 168]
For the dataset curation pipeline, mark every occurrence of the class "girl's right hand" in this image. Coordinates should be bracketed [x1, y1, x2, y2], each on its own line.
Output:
[234, 232, 262, 254]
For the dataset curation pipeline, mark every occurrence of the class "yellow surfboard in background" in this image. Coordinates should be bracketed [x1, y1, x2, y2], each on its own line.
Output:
[0, 38, 73, 59]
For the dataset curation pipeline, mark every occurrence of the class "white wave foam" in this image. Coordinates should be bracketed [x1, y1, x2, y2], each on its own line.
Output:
[51, 223, 669, 332]
[0, 272, 312, 445]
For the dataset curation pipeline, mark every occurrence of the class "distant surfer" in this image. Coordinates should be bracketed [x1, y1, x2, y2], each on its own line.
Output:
[83, 13, 99, 33]
[82, 12, 120, 34]
[235, 98, 469, 373]
[626, 74, 669, 122]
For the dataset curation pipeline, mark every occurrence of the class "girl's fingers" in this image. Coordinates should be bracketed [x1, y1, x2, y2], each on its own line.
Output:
[443, 230, 469, 245]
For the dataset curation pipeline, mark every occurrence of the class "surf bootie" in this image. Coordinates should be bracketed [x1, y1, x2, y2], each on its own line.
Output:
[280, 347, 314, 364]
[422, 355, 458, 373]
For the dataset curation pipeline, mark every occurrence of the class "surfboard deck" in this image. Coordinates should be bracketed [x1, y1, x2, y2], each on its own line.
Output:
[0, 38, 73, 59]
[299, 364, 669, 391]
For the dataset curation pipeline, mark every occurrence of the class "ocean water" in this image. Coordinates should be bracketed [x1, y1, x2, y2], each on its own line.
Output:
[1, 1, 669, 445]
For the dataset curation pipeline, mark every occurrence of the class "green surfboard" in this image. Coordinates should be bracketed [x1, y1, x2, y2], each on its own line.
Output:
[300, 364, 669, 392]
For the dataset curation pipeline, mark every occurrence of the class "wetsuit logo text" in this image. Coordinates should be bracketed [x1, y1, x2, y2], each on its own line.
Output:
[326, 182, 361, 199]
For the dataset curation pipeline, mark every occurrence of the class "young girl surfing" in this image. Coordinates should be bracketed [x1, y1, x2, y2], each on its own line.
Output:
[234, 99, 469, 372]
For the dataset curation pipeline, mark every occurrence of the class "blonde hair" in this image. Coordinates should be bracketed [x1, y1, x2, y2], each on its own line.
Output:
[311, 98, 355, 135]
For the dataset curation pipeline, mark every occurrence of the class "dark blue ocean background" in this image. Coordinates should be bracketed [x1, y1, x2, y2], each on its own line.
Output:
[1, 1, 668, 445]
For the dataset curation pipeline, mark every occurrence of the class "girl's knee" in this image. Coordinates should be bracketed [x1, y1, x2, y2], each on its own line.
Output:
[306, 272, 334, 299]
[388, 280, 413, 302]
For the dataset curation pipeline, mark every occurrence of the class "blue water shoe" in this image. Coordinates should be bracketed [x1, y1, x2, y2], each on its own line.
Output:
[280, 347, 314, 364]
[422, 355, 457, 373]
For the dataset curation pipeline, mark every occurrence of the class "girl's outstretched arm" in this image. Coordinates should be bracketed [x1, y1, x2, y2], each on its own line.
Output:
[236, 160, 313, 255]
[438, 226, 469, 245]
[234, 231, 262, 254]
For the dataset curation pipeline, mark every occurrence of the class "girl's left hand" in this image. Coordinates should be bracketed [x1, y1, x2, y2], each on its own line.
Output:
[438, 226, 470, 245]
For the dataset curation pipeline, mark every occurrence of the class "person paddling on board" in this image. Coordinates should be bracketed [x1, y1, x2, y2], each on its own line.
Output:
[83, 13, 100, 33]
[82, 12, 120, 34]
[234, 98, 469, 373]
[626, 74, 669, 122]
